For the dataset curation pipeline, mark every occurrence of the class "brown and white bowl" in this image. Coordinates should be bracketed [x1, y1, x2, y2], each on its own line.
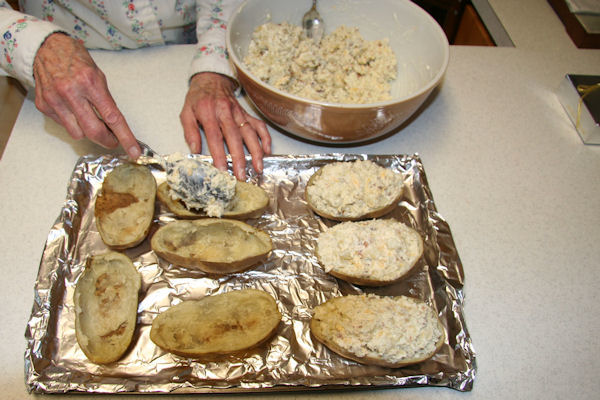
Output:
[227, 0, 450, 144]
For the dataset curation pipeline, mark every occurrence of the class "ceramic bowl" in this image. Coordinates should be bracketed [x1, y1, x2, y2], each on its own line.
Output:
[227, 0, 449, 143]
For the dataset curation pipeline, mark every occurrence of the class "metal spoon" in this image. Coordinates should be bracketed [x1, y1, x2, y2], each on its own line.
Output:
[136, 139, 162, 160]
[302, 0, 324, 42]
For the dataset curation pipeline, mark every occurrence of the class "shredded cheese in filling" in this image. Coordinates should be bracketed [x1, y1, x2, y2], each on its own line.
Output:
[313, 294, 442, 364]
[244, 23, 397, 104]
[307, 160, 403, 218]
[317, 219, 422, 281]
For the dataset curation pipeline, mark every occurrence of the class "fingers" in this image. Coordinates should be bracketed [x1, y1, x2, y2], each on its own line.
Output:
[199, 105, 233, 174]
[35, 76, 120, 149]
[181, 107, 202, 154]
[88, 84, 140, 158]
[254, 119, 272, 156]
[231, 108, 267, 176]
[221, 111, 251, 180]
[32, 33, 138, 158]
[183, 72, 272, 180]
[34, 75, 85, 140]
[203, 101, 262, 180]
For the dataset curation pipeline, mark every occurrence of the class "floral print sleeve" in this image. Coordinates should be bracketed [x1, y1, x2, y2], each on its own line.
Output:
[190, 0, 241, 82]
[0, 2, 65, 87]
[1, 0, 242, 87]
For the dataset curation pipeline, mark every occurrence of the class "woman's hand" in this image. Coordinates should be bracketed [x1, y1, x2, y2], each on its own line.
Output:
[180, 72, 271, 180]
[33, 33, 140, 158]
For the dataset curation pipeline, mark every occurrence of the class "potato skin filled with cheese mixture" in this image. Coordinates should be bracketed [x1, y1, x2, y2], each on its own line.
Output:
[316, 219, 423, 286]
[310, 294, 444, 368]
[150, 290, 281, 358]
[305, 160, 403, 221]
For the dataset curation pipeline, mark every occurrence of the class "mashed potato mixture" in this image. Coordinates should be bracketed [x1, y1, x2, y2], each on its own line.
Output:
[244, 22, 397, 104]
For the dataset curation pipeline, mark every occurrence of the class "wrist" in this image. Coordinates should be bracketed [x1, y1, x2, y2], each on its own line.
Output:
[190, 72, 238, 91]
[35, 31, 71, 63]
[40, 31, 71, 49]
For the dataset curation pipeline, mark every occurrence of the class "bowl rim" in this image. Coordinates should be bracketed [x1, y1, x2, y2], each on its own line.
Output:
[226, 0, 450, 109]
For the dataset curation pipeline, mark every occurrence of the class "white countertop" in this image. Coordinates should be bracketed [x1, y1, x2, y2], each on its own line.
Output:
[1, 0, 599, 398]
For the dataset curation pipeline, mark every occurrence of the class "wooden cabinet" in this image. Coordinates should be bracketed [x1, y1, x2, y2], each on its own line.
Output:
[0, 77, 26, 159]
[412, 0, 467, 43]
[412, 0, 495, 46]
[454, 4, 495, 45]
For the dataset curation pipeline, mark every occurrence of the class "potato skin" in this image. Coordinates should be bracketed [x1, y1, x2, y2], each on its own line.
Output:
[310, 327, 444, 368]
[150, 219, 272, 274]
[310, 295, 445, 368]
[315, 219, 424, 286]
[325, 268, 417, 287]
[74, 251, 141, 364]
[95, 163, 156, 249]
[157, 181, 268, 220]
[150, 289, 281, 358]
[305, 164, 403, 221]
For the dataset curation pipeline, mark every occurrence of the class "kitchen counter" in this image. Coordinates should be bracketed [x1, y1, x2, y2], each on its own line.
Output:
[1, 0, 599, 398]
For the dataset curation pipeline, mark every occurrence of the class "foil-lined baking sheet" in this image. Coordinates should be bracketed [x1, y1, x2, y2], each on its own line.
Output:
[24, 153, 476, 394]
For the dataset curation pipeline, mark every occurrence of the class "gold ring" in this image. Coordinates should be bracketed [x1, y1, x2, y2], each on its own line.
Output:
[239, 121, 249, 128]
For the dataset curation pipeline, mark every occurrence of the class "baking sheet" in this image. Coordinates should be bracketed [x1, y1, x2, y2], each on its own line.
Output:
[24, 153, 476, 394]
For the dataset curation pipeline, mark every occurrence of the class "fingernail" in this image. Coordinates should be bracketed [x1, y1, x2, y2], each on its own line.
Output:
[128, 145, 141, 159]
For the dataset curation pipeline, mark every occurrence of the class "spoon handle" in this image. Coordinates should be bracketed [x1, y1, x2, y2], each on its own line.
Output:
[136, 140, 159, 158]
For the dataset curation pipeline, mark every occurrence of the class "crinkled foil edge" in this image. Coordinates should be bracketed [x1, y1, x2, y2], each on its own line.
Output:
[24, 153, 476, 394]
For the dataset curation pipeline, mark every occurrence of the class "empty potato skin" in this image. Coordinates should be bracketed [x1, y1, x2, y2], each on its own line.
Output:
[150, 219, 272, 274]
[150, 289, 281, 358]
[95, 163, 156, 249]
[74, 251, 141, 364]
[310, 295, 445, 368]
[305, 162, 403, 222]
[157, 181, 269, 219]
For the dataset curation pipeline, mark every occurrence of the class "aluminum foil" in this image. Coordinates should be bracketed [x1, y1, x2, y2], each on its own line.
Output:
[24, 153, 476, 394]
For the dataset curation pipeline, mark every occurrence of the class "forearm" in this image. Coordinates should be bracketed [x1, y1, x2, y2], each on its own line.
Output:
[189, 0, 242, 81]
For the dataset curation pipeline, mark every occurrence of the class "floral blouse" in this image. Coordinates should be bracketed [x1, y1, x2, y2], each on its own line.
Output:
[0, 0, 241, 87]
